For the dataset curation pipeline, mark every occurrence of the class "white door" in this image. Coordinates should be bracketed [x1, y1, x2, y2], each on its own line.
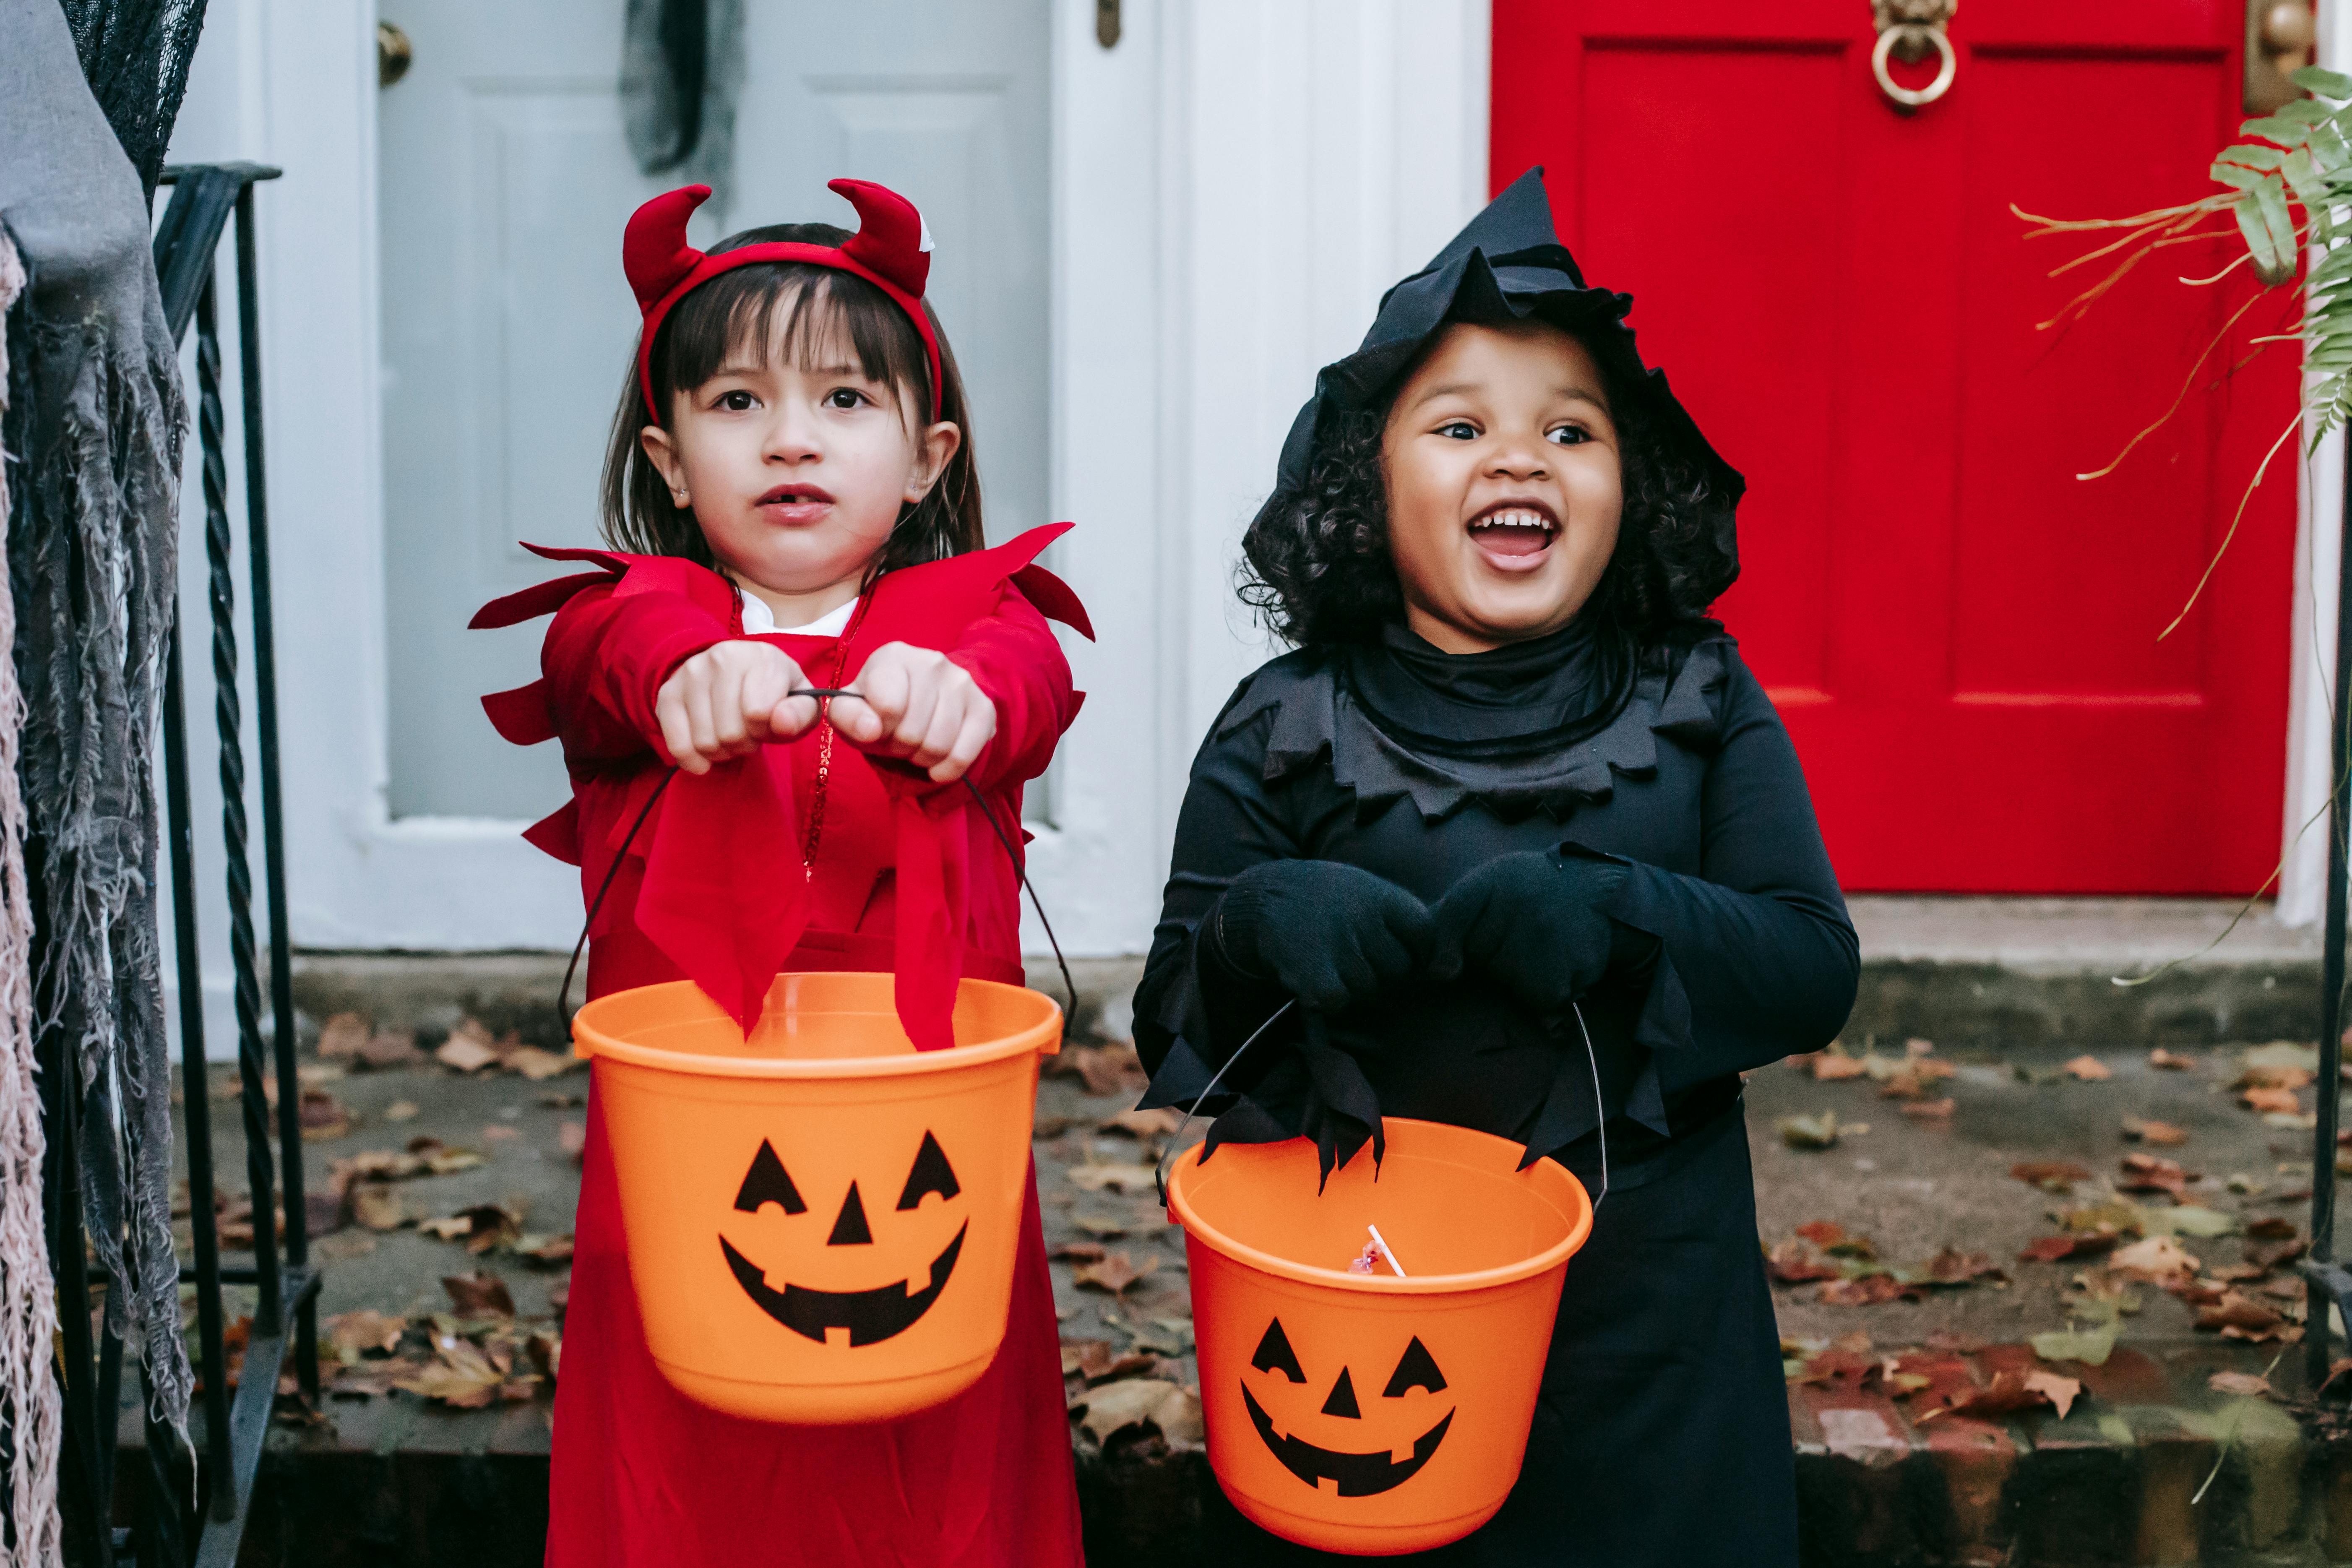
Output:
[378, 0, 1052, 821]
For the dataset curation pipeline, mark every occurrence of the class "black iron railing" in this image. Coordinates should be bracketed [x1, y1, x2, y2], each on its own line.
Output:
[46, 159, 316, 1568]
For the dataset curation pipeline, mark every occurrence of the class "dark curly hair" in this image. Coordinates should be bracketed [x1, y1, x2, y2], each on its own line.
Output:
[1238, 339, 1723, 647]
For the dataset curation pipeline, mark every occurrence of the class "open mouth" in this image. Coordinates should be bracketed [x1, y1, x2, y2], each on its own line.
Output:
[1466, 501, 1558, 568]
[756, 484, 836, 525]
[1240, 1384, 1454, 1497]
[719, 1223, 966, 1346]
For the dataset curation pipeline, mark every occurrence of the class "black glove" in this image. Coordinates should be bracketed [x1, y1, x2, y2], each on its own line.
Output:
[1427, 849, 1630, 1014]
[1209, 859, 1433, 1014]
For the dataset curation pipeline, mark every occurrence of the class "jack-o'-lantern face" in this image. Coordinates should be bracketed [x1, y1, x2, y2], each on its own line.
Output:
[1240, 1316, 1454, 1496]
[717, 1130, 965, 1346]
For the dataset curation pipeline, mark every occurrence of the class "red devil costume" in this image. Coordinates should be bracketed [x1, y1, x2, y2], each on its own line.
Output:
[472, 180, 1089, 1568]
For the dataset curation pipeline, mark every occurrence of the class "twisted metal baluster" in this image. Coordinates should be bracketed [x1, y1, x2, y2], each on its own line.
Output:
[197, 275, 283, 1338]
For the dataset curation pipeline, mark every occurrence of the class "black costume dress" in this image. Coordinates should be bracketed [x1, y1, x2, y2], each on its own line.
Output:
[1134, 617, 1857, 1566]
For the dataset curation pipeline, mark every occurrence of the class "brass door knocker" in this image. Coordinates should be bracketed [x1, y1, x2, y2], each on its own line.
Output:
[1872, 0, 1958, 112]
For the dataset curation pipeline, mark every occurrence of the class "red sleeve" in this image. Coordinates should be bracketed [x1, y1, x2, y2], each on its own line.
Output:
[542, 580, 733, 761]
[945, 584, 1080, 794]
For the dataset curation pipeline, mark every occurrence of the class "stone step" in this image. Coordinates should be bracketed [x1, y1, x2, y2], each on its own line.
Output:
[113, 1339, 2352, 1567]
[288, 896, 2329, 1056]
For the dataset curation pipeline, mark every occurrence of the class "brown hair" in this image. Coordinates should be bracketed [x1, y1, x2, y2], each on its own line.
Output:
[597, 221, 984, 576]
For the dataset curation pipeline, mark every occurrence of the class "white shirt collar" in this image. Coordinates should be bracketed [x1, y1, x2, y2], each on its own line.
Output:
[740, 593, 857, 638]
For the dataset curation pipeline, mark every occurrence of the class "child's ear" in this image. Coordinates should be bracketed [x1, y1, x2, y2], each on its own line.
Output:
[639, 423, 690, 507]
[905, 420, 963, 504]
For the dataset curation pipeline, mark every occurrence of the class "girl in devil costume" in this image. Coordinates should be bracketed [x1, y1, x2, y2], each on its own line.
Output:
[1134, 169, 1858, 1565]
[472, 180, 1086, 1567]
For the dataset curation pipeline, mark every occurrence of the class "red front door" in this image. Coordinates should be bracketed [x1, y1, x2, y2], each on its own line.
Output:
[1493, 0, 2297, 894]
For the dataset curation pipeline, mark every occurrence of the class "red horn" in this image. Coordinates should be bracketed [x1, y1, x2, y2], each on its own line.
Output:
[623, 185, 712, 312]
[830, 178, 932, 299]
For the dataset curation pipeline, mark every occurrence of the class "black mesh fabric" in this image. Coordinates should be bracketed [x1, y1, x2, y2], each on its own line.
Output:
[57, 0, 211, 202]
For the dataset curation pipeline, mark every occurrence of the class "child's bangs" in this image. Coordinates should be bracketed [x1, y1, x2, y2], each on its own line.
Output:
[659, 265, 933, 419]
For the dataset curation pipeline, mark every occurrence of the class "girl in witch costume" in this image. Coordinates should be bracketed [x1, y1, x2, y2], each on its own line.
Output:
[471, 180, 1087, 1567]
[1134, 168, 1857, 1566]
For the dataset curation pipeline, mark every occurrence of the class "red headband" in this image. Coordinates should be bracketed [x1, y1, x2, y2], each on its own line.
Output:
[624, 178, 944, 425]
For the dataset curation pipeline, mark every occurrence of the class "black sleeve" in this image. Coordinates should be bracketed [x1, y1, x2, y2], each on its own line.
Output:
[1132, 703, 1301, 1091]
[1582, 649, 1858, 1094]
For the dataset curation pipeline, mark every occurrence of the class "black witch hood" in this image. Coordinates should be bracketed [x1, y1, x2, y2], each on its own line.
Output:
[1276, 166, 1745, 605]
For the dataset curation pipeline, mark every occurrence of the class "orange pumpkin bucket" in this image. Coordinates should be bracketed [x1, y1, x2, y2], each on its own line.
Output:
[570, 971, 1059, 1424]
[1166, 1117, 1592, 1556]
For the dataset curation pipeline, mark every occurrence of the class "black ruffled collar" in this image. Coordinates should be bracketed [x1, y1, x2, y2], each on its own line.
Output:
[1341, 617, 1635, 763]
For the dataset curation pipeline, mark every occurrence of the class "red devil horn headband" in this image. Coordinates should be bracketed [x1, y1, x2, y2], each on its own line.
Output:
[624, 179, 943, 424]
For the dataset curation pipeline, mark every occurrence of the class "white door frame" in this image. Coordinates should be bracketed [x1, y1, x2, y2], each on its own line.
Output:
[162, 0, 1494, 968]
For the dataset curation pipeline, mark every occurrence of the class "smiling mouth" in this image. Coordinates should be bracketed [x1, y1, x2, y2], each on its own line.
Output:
[1466, 502, 1558, 562]
[1240, 1384, 1454, 1497]
[719, 1223, 966, 1347]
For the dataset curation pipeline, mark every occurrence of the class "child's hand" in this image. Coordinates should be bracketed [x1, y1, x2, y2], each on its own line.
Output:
[833, 642, 998, 784]
[654, 641, 821, 775]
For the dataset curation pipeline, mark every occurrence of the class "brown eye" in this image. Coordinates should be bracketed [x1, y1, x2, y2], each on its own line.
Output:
[824, 387, 865, 410]
[716, 389, 757, 412]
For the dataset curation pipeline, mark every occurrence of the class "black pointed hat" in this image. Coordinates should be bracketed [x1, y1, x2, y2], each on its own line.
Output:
[1275, 167, 1744, 604]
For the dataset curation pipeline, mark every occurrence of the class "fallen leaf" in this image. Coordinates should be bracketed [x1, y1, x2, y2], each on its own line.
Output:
[2197, 1292, 2287, 1337]
[2064, 1055, 2113, 1082]
[1072, 1251, 1156, 1295]
[1900, 1098, 1956, 1120]
[442, 1274, 517, 1319]
[2110, 1235, 2198, 1281]
[539, 1091, 583, 1109]
[2246, 1216, 2299, 1240]
[2146, 1206, 2237, 1240]
[1778, 1112, 1841, 1150]
[1099, 1107, 1181, 1139]
[506, 1046, 577, 1081]
[1069, 1377, 1201, 1447]
[351, 1188, 411, 1232]
[328, 1354, 425, 1398]
[2148, 1049, 2199, 1071]
[299, 1089, 354, 1141]
[2021, 1233, 2118, 1263]
[1073, 1214, 1130, 1238]
[2241, 1086, 2305, 1116]
[436, 1036, 500, 1074]
[2065, 1268, 2146, 1315]
[2118, 1153, 2190, 1199]
[2011, 1160, 2093, 1190]
[385, 1100, 419, 1123]
[1795, 1221, 1848, 1246]
[2030, 1323, 2119, 1367]
[516, 1233, 575, 1266]
[2209, 1370, 2274, 1398]
[2121, 1117, 2188, 1146]
[393, 1341, 524, 1409]
[325, 1309, 407, 1362]
[1915, 1248, 2004, 1287]
[2026, 1370, 2082, 1419]
[1919, 1369, 2075, 1422]
[1766, 1238, 1841, 1284]
[1066, 1164, 1158, 1195]
[317, 1012, 372, 1060]
[413, 1138, 486, 1175]
[1808, 1047, 1871, 1081]
[1817, 1274, 1911, 1306]
[1052, 1043, 1150, 1099]
[1052, 1241, 1110, 1263]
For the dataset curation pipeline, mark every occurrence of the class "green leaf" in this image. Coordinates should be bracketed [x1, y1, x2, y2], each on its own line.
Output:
[2220, 142, 2288, 172]
[2142, 1205, 2237, 1238]
[2293, 65, 2352, 98]
[2286, 148, 2327, 211]
[2308, 121, 2352, 168]
[2256, 180, 2303, 279]
[2276, 98, 2338, 125]
[2240, 115, 2311, 145]
[2238, 190, 2289, 281]
[2212, 162, 2270, 193]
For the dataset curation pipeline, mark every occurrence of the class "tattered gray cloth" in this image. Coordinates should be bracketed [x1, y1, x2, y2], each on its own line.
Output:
[0, 0, 194, 1446]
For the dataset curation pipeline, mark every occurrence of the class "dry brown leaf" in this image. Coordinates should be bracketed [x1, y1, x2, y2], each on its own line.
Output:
[2198, 1291, 2287, 1337]
[2118, 1152, 2191, 1199]
[317, 1012, 372, 1061]
[435, 1036, 500, 1074]
[1766, 1239, 1840, 1284]
[1052, 1241, 1110, 1263]
[325, 1309, 407, 1362]
[1918, 1248, 2005, 1287]
[1809, 1049, 1871, 1081]
[507, 1046, 577, 1081]
[2241, 1086, 2305, 1115]
[2025, 1369, 2082, 1419]
[2063, 1055, 2112, 1082]
[384, 1099, 419, 1123]
[442, 1273, 518, 1318]
[2020, 1233, 2118, 1263]
[1817, 1274, 1910, 1306]
[1900, 1098, 1956, 1120]
[1072, 1251, 1157, 1295]
[2209, 1370, 2274, 1398]
[539, 1091, 583, 1109]
[356, 1028, 423, 1069]
[2149, 1048, 2200, 1071]
[1052, 1043, 1150, 1099]
[516, 1233, 575, 1266]
[1099, 1107, 1182, 1139]
[2110, 1235, 2198, 1280]
[1777, 1112, 1842, 1149]
[298, 1088, 353, 1141]
[2121, 1117, 2189, 1146]
[2010, 1160, 2093, 1190]
[351, 1188, 411, 1232]
[1073, 1214, 1130, 1238]
[1070, 1377, 1202, 1447]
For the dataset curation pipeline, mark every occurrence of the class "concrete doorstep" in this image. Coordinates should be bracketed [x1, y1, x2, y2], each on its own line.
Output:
[175, 896, 2347, 1566]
